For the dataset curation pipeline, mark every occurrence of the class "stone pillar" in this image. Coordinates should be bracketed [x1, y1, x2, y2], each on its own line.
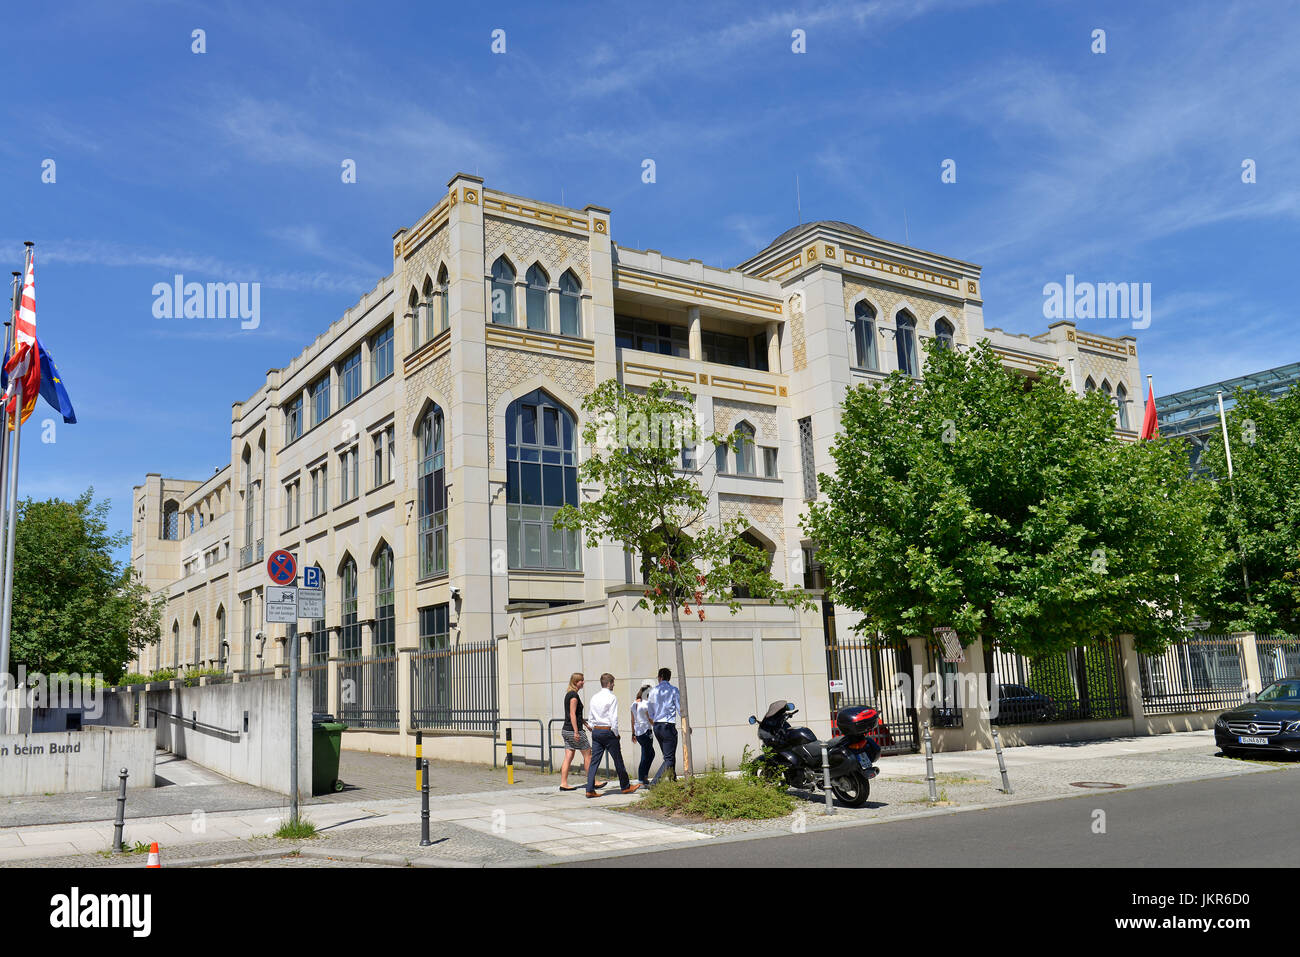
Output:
[326, 626, 340, 716]
[687, 306, 702, 361]
[1119, 633, 1146, 734]
[547, 287, 561, 335]
[1238, 632, 1262, 694]
[766, 320, 781, 373]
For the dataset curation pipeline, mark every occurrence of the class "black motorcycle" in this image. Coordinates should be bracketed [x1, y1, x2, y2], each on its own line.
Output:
[748, 700, 881, 808]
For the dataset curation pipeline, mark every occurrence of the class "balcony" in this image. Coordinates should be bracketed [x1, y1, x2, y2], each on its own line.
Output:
[239, 539, 264, 570]
[618, 347, 788, 402]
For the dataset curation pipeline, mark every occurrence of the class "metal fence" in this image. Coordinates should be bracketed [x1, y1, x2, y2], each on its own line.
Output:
[337, 656, 399, 729]
[1256, 635, 1300, 686]
[409, 641, 497, 732]
[1140, 635, 1247, 715]
[301, 662, 328, 715]
[924, 642, 964, 729]
[825, 636, 919, 754]
[986, 639, 1129, 724]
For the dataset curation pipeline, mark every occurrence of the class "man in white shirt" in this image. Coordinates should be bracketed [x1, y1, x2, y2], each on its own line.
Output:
[585, 673, 641, 798]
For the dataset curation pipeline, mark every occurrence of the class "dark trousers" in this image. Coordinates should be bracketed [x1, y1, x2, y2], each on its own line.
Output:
[635, 730, 655, 783]
[651, 723, 678, 784]
[588, 729, 630, 792]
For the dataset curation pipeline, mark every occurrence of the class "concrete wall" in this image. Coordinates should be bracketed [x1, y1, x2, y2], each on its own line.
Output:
[0, 728, 155, 797]
[105, 677, 311, 796]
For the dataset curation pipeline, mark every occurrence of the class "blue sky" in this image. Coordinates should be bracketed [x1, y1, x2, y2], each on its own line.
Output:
[3, 0, 1298, 561]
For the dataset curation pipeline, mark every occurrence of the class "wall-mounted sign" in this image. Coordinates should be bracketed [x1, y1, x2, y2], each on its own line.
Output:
[934, 627, 964, 664]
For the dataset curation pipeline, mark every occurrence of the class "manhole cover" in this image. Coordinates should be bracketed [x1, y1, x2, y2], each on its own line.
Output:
[1069, 781, 1126, 789]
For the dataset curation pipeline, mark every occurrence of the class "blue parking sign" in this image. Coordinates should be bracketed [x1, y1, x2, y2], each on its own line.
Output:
[303, 566, 322, 589]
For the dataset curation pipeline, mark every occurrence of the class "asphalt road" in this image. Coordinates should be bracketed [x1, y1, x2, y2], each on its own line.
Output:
[556, 766, 1300, 867]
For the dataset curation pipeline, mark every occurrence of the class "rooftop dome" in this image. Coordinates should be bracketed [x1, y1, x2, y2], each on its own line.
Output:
[761, 220, 873, 252]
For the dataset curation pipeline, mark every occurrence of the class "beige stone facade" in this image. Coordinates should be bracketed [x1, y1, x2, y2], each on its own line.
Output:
[129, 177, 1143, 765]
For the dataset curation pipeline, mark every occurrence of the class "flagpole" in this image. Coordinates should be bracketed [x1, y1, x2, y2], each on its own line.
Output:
[0, 243, 32, 731]
[1217, 389, 1253, 602]
[0, 269, 17, 724]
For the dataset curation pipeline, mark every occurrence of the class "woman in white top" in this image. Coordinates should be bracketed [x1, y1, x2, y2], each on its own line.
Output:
[632, 684, 654, 787]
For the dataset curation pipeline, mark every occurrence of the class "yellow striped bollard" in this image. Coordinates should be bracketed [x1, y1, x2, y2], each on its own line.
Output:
[506, 728, 515, 785]
[415, 730, 423, 791]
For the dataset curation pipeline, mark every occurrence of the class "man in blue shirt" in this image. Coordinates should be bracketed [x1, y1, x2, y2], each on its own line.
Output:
[646, 667, 681, 785]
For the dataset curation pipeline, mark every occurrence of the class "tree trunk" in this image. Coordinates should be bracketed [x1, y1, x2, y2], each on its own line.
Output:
[670, 597, 694, 779]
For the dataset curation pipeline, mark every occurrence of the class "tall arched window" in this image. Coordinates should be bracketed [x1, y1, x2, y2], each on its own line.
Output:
[161, 500, 180, 540]
[525, 263, 549, 331]
[895, 311, 919, 377]
[506, 390, 580, 570]
[421, 275, 435, 343]
[171, 621, 180, 668]
[733, 421, 757, 475]
[408, 287, 421, 349]
[490, 256, 516, 325]
[1116, 383, 1130, 430]
[437, 265, 449, 332]
[935, 317, 955, 351]
[1084, 376, 1096, 393]
[732, 530, 774, 599]
[853, 301, 878, 370]
[192, 614, 201, 668]
[418, 405, 447, 578]
[559, 270, 582, 337]
[340, 558, 359, 660]
[216, 606, 226, 671]
[374, 546, 394, 656]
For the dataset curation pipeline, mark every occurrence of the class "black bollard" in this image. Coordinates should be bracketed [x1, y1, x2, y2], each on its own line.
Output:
[419, 758, 431, 846]
[113, 768, 128, 852]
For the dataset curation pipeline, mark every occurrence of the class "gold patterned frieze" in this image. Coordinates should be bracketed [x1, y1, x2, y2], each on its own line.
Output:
[482, 195, 588, 234]
[485, 323, 596, 359]
[842, 249, 960, 292]
[614, 268, 782, 316]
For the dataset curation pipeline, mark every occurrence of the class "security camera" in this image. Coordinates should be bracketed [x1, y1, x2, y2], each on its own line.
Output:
[449, 585, 461, 600]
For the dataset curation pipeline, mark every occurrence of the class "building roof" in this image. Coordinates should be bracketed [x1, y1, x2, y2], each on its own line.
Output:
[1155, 360, 1300, 438]
[758, 220, 874, 254]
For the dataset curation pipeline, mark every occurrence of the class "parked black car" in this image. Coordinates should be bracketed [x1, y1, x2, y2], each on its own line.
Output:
[990, 683, 1057, 725]
[1215, 678, 1300, 757]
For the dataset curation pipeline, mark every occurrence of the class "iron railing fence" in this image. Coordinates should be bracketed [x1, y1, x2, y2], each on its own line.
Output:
[242, 669, 276, 681]
[1256, 635, 1300, 687]
[409, 641, 498, 732]
[1140, 635, 1247, 715]
[825, 634, 919, 754]
[300, 662, 328, 715]
[338, 656, 399, 729]
[985, 639, 1129, 725]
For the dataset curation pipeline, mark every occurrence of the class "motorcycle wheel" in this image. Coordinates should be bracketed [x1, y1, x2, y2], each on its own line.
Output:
[831, 771, 871, 808]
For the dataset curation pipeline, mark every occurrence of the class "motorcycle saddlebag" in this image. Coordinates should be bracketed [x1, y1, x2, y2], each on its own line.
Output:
[836, 706, 880, 736]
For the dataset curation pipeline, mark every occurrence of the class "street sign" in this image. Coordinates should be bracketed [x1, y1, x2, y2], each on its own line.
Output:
[303, 565, 322, 589]
[267, 549, 297, 586]
[266, 585, 299, 623]
[297, 587, 324, 620]
[828, 679, 846, 694]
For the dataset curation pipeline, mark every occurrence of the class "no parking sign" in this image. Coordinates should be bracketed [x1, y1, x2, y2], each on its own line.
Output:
[267, 549, 297, 586]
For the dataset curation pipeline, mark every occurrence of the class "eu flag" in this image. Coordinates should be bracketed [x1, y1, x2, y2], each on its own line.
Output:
[37, 342, 76, 424]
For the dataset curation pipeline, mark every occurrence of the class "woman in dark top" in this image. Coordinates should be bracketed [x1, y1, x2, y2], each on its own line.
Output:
[559, 672, 605, 792]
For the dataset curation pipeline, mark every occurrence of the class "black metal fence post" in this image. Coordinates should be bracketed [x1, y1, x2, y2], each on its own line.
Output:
[112, 768, 128, 852]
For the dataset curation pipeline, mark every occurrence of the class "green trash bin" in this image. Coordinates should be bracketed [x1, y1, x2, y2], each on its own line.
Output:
[312, 717, 348, 795]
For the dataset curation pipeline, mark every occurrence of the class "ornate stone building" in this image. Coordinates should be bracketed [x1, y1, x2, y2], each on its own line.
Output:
[129, 174, 1142, 763]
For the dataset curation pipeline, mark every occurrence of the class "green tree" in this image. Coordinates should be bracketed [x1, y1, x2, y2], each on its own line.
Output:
[1199, 384, 1300, 633]
[10, 490, 162, 682]
[803, 341, 1223, 657]
[555, 379, 811, 776]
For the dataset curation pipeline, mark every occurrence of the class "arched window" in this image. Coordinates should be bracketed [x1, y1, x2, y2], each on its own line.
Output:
[559, 270, 582, 337]
[216, 606, 226, 671]
[171, 621, 180, 669]
[732, 530, 775, 599]
[733, 421, 756, 475]
[340, 558, 359, 660]
[421, 275, 435, 343]
[895, 311, 919, 377]
[407, 287, 421, 350]
[192, 614, 201, 668]
[1116, 383, 1130, 430]
[437, 265, 449, 333]
[525, 263, 549, 331]
[374, 545, 394, 656]
[935, 317, 955, 351]
[1100, 379, 1113, 399]
[490, 257, 516, 325]
[506, 390, 580, 570]
[161, 500, 180, 540]
[418, 405, 447, 578]
[853, 301, 878, 370]
[1084, 376, 1096, 393]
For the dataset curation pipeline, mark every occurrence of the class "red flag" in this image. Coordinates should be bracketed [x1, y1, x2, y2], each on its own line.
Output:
[4, 251, 40, 428]
[1139, 381, 1159, 440]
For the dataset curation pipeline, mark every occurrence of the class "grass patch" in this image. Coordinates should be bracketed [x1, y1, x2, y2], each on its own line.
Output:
[892, 773, 988, 786]
[637, 770, 796, 820]
[273, 817, 318, 840]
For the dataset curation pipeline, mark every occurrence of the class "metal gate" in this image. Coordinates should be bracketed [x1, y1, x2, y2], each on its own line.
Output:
[825, 611, 918, 755]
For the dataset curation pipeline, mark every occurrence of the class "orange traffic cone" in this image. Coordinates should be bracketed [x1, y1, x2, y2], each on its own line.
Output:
[146, 842, 160, 868]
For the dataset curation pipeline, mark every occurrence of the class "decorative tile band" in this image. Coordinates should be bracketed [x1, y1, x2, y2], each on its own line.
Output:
[842, 249, 961, 291]
[399, 197, 451, 259]
[403, 329, 452, 374]
[483, 196, 588, 233]
[614, 268, 783, 316]
[485, 323, 596, 359]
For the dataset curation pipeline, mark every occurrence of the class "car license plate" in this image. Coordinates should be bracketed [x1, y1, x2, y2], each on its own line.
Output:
[1239, 736, 1269, 745]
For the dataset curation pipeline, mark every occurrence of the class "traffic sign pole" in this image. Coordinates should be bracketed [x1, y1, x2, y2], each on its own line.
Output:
[266, 549, 301, 823]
